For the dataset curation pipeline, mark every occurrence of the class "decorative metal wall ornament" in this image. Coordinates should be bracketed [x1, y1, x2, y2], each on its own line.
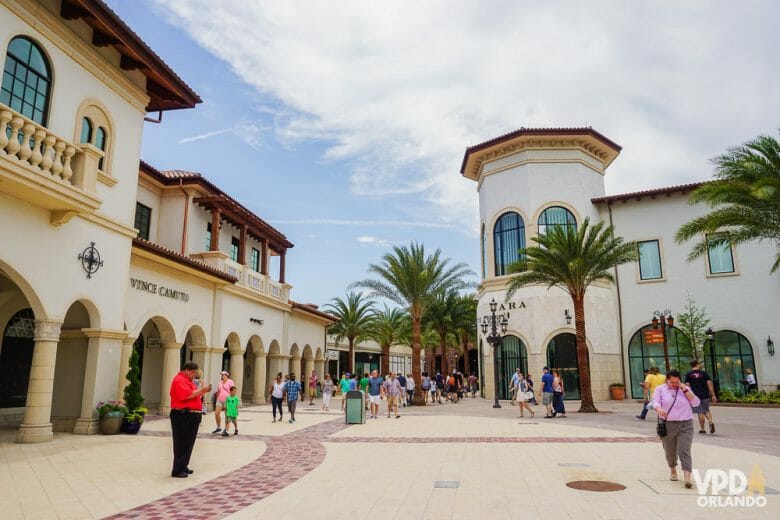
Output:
[78, 242, 104, 278]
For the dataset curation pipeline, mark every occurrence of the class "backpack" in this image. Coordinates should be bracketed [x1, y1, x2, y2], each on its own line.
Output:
[448, 376, 455, 386]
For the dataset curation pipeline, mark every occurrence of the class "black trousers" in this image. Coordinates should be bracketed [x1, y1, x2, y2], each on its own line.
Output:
[170, 409, 202, 475]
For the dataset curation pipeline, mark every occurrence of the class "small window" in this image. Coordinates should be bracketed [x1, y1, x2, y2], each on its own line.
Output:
[538, 206, 576, 236]
[250, 248, 260, 272]
[134, 202, 151, 240]
[480, 224, 487, 278]
[637, 240, 662, 280]
[707, 234, 735, 274]
[205, 222, 212, 251]
[95, 126, 107, 170]
[80, 117, 93, 144]
[1, 36, 51, 125]
[230, 237, 240, 262]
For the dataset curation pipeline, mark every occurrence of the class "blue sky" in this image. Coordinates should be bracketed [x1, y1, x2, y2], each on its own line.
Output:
[106, 1, 780, 307]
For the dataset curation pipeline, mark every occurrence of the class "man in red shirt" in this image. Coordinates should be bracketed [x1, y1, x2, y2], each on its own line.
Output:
[169, 361, 212, 478]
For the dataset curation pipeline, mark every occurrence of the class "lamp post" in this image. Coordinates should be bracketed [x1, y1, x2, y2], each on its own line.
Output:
[481, 298, 509, 409]
[652, 309, 674, 372]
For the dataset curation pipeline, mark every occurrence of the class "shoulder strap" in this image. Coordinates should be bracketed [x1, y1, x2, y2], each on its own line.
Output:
[665, 388, 680, 414]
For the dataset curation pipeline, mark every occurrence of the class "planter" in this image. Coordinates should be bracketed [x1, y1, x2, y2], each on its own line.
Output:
[609, 386, 625, 400]
[123, 420, 142, 434]
[99, 411, 125, 435]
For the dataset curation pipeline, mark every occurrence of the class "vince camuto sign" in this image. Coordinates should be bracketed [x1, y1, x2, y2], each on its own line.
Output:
[130, 278, 190, 303]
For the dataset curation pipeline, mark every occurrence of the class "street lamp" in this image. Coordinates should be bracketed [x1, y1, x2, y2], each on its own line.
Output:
[652, 309, 674, 372]
[768, 336, 775, 356]
[564, 309, 572, 326]
[481, 297, 509, 409]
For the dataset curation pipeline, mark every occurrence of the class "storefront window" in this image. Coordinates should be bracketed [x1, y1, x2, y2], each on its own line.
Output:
[704, 330, 755, 396]
[495, 334, 527, 400]
[628, 324, 693, 398]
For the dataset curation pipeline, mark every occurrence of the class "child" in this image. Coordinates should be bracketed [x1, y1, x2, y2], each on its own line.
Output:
[223, 386, 240, 436]
[194, 369, 208, 415]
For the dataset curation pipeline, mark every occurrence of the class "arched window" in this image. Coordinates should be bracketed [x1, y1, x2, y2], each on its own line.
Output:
[1, 36, 51, 125]
[538, 206, 577, 236]
[705, 331, 756, 396]
[628, 324, 693, 398]
[495, 334, 527, 400]
[95, 126, 107, 170]
[80, 117, 93, 144]
[1, 308, 36, 407]
[480, 224, 487, 278]
[493, 212, 526, 276]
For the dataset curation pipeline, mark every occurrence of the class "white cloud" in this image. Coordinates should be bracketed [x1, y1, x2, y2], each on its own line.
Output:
[356, 235, 393, 247]
[177, 122, 270, 150]
[151, 0, 780, 232]
[177, 128, 232, 144]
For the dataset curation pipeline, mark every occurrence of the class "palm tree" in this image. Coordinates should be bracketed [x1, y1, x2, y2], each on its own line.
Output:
[507, 218, 637, 413]
[368, 305, 407, 376]
[425, 291, 461, 376]
[353, 242, 474, 404]
[323, 292, 375, 374]
[451, 293, 478, 377]
[675, 131, 780, 273]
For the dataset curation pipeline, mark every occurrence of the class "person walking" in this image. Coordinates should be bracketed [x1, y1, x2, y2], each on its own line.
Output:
[168, 361, 211, 478]
[421, 372, 431, 403]
[367, 369, 383, 418]
[359, 372, 370, 410]
[455, 370, 464, 402]
[223, 386, 240, 436]
[636, 369, 650, 420]
[526, 374, 537, 405]
[684, 360, 717, 434]
[405, 373, 415, 405]
[321, 373, 334, 411]
[552, 370, 566, 418]
[270, 372, 285, 423]
[653, 369, 701, 488]
[468, 372, 478, 398]
[744, 368, 757, 393]
[429, 377, 438, 404]
[212, 371, 234, 434]
[540, 367, 555, 418]
[308, 370, 319, 406]
[194, 369, 208, 415]
[397, 373, 407, 406]
[638, 366, 666, 420]
[339, 373, 351, 411]
[509, 368, 522, 406]
[516, 372, 535, 418]
[381, 371, 403, 418]
[284, 373, 302, 423]
[435, 371, 444, 403]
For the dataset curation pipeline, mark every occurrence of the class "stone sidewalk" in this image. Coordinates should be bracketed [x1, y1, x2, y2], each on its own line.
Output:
[1, 398, 778, 519]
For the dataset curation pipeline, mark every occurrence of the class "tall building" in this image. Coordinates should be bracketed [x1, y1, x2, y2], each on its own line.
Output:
[463, 128, 779, 401]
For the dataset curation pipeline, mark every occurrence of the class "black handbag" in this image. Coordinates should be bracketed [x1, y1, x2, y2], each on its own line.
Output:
[656, 389, 679, 438]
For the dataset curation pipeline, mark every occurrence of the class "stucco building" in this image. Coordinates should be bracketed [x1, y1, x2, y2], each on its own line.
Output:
[463, 128, 779, 402]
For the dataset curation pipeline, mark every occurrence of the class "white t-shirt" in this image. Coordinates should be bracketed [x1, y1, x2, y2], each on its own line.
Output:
[745, 374, 756, 385]
[272, 381, 285, 399]
[406, 378, 415, 391]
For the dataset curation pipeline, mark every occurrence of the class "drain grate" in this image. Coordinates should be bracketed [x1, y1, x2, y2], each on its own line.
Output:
[567, 480, 626, 492]
[434, 481, 460, 489]
[559, 463, 590, 468]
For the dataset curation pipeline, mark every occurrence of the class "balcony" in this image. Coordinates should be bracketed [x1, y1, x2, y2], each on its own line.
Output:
[0, 105, 101, 225]
[190, 251, 290, 301]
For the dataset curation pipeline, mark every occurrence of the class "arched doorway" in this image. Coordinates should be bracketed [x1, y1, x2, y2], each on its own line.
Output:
[51, 301, 93, 431]
[546, 333, 584, 400]
[705, 331, 756, 396]
[496, 334, 527, 400]
[0, 308, 35, 408]
[134, 316, 176, 412]
[627, 324, 693, 398]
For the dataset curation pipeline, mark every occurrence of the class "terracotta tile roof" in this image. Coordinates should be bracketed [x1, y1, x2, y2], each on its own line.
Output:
[290, 301, 338, 322]
[591, 181, 708, 204]
[158, 169, 202, 179]
[132, 238, 238, 283]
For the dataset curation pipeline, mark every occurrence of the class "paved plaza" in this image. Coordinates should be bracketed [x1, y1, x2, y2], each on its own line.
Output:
[1, 398, 779, 520]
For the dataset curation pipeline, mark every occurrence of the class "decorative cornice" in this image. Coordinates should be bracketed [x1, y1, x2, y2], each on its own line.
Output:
[82, 328, 128, 340]
[34, 320, 62, 341]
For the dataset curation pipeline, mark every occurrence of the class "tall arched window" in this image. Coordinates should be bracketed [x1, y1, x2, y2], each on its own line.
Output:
[80, 117, 93, 144]
[1, 308, 36, 407]
[493, 212, 525, 276]
[628, 324, 693, 398]
[705, 331, 756, 396]
[495, 334, 527, 400]
[95, 126, 107, 170]
[480, 224, 487, 278]
[1, 36, 51, 125]
[538, 206, 577, 236]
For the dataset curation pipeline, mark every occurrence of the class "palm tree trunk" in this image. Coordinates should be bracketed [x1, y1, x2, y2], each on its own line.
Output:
[573, 294, 598, 413]
[381, 344, 390, 376]
[411, 317, 424, 405]
[348, 337, 354, 374]
[462, 337, 471, 376]
[440, 337, 449, 375]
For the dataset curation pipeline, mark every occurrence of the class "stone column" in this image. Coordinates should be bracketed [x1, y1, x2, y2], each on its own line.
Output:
[159, 342, 182, 416]
[314, 357, 325, 382]
[17, 320, 62, 443]
[253, 352, 267, 404]
[229, 351, 244, 396]
[303, 357, 315, 398]
[116, 336, 136, 401]
[290, 355, 302, 380]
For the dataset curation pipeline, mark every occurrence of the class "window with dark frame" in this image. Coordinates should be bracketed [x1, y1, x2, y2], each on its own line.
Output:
[250, 247, 260, 272]
[230, 236, 240, 262]
[706, 234, 735, 274]
[1, 36, 51, 125]
[205, 222, 212, 251]
[637, 240, 662, 280]
[134, 202, 151, 240]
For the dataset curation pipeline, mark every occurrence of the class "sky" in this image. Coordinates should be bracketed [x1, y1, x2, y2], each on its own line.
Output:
[106, 0, 780, 307]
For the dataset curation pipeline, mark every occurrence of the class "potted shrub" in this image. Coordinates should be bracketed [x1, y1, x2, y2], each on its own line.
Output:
[96, 400, 127, 434]
[609, 383, 626, 400]
[122, 347, 147, 434]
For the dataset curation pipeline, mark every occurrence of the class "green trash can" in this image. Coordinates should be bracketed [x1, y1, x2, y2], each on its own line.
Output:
[345, 390, 365, 424]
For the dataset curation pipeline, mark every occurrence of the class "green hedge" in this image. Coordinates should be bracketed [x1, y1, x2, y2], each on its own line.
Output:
[718, 389, 780, 404]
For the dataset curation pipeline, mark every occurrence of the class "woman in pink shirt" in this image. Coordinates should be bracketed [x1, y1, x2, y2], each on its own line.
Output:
[212, 371, 235, 434]
[308, 370, 319, 406]
[652, 369, 701, 488]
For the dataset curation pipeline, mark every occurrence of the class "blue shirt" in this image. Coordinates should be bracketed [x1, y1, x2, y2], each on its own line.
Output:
[284, 380, 301, 401]
[397, 375, 407, 387]
[349, 379, 357, 391]
[368, 377, 383, 396]
[541, 373, 554, 393]
[511, 373, 521, 386]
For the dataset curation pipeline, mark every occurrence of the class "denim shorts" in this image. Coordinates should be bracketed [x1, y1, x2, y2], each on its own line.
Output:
[692, 398, 710, 414]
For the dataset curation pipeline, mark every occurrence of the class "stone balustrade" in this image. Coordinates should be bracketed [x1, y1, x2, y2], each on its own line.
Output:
[0, 106, 79, 185]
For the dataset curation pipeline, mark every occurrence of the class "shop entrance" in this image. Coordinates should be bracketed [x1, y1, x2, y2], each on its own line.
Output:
[546, 333, 583, 400]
